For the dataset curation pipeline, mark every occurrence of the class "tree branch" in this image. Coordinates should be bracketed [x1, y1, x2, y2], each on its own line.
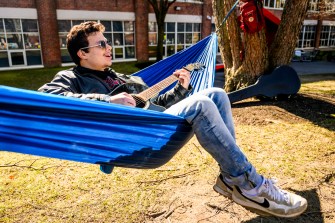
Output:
[137, 169, 198, 184]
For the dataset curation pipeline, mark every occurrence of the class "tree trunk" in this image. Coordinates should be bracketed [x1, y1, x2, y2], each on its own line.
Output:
[148, 0, 176, 62]
[213, 0, 244, 91]
[269, 0, 309, 67]
[212, 0, 233, 68]
[214, 0, 267, 92]
[224, 29, 268, 92]
[213, 0, 309, 92]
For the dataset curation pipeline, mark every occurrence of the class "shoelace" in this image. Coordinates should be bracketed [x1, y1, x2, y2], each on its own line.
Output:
[263, 178, 289, 203]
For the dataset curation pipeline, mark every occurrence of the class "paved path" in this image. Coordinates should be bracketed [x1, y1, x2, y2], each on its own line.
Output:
[290, 61, 335, 75]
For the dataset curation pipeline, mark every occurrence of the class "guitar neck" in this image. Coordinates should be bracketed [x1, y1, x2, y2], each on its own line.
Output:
[137, 74, 178, 101]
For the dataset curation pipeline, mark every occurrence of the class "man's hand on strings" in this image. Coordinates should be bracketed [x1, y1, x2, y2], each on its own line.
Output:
[109, 92, 136, 107]
[174, 69, 191, 89]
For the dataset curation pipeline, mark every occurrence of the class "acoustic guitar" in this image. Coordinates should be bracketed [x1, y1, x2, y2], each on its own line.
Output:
[227, 65, 301, 103]
[111, 63, 205, 111]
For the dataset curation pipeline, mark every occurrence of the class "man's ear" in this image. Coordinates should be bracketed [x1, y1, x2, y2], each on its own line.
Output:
[77, 49, 87, 60]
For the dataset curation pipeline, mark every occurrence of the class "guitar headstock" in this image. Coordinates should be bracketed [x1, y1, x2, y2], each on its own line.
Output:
[183, 63, 206, 72]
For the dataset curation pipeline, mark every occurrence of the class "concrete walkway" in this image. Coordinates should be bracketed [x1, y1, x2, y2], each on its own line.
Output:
[290, 61, 335, 75]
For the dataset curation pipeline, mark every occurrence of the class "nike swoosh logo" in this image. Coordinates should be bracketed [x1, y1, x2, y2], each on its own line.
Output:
[236, 187, 270, 208]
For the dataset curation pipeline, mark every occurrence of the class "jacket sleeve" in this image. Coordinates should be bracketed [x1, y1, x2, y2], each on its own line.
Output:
[153, 82, 192, 109]
[38, 71, 110, 102]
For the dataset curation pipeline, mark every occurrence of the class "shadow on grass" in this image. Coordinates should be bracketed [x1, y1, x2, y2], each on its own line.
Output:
[244, 188, 323, 223]
[232, 94, 335, 132]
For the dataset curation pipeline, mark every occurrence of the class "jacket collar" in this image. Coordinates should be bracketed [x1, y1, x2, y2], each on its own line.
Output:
[74, 66, 115, 76]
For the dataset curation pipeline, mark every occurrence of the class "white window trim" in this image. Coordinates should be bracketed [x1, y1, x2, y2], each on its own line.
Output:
[148, 13, 202, 23]
[303, 20, 318, 25]
[263, 0, 285, 9]
[56, 10, 135, 21]
[0, 8, 37, 19]
[323, 20, 335, 26]
[0, 65, 43, 71]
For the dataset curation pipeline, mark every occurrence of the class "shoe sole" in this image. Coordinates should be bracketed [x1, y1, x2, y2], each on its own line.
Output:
[213, 185, 233, 199]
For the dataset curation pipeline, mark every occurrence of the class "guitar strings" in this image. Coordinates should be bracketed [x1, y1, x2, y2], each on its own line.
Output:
[128, 63, 201, 108]
[132, 95, 145, 106]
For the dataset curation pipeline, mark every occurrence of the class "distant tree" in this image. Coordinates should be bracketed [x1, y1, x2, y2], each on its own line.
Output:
[212, 0, 310, 92]
[147, 0, 177, 61]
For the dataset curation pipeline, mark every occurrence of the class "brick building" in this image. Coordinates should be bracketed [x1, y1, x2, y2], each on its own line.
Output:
[0, 0, 334, 70]
[264, 0, 335, 61]
[0, 0, 213, 70]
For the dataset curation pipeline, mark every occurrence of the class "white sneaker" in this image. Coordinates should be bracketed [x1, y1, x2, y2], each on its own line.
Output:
[213, 174, 233, 199]
[232, 178, 308, 218]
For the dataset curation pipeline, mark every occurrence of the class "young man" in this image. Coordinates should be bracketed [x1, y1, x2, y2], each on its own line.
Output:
[39, 21, 307, 218]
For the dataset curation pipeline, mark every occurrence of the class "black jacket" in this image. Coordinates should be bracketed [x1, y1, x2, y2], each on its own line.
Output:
[38, 66, 191, 109]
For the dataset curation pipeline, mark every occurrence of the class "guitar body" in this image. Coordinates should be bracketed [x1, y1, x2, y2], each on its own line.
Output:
[110, 83, 166, 112]
[131, 94, 166, 112]
[144, 101, 166, 112]
[228, 65, 301, 103]
[109, 82, 147, 95]
[110, 63, 205, 111]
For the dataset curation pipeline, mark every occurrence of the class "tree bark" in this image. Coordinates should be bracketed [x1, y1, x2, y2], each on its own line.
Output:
[148, 0, 176, 61]
[213, 0, 309, 92]
[212, 0, 233, 68]
[214, 0, 267, 91]
[269, 0, 309, 67]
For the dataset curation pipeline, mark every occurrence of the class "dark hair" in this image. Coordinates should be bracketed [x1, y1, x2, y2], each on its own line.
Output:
[66, 21, 105, 65]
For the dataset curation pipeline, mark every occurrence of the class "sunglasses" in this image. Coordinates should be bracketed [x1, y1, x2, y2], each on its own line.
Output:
[80, 39, 112, 50]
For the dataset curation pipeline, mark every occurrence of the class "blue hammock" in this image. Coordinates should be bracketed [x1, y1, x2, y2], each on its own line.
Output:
[0, 33, 217, 173]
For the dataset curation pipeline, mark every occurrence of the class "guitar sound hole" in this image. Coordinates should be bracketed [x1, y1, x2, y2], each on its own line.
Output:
[132, 95, 146, 108]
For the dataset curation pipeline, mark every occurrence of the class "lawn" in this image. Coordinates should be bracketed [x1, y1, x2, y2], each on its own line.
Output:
[0, 66, 334, 223]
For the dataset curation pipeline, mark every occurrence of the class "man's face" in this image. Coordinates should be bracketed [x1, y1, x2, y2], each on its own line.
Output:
[80, 31, 112, 71]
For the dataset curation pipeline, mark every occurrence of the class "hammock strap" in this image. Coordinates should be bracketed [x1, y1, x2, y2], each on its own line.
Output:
[215, 0, 239, 33]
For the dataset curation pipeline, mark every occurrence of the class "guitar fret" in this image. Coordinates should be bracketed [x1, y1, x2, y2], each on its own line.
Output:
[138, 75, 178, 101]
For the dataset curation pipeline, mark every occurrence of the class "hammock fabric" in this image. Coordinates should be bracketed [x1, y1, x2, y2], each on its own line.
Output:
[0, 33, 217, 173]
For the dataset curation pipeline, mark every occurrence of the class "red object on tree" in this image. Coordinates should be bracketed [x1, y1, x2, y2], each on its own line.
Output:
[240, 0, 265, 33]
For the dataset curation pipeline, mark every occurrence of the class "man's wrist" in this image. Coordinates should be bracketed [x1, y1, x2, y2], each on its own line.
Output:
[103, 95, 111, 103]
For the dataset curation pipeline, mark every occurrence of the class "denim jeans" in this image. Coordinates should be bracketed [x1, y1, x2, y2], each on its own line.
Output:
[164, 87, 263, 190]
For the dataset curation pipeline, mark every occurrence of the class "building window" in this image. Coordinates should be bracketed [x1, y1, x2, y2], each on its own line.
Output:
[102, 21, 135, 60]
[148, 22, 158, 58]
[320, 25, 335, 47]
[148, 21, 201, 58]
[166, 22, 176, 56]
[325, 0, 334, 12]
[263, 0, 286, 9]
[58, 20, 135, 64]
[58, 20, 84, 63]
[263, 0, 325, 11]
[308, 0, 319, 11]
[297, 25, 316, 48]
[0, 18, 42, 68]
[176, 22, 201, 53]
[331, 28, 335, 47]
